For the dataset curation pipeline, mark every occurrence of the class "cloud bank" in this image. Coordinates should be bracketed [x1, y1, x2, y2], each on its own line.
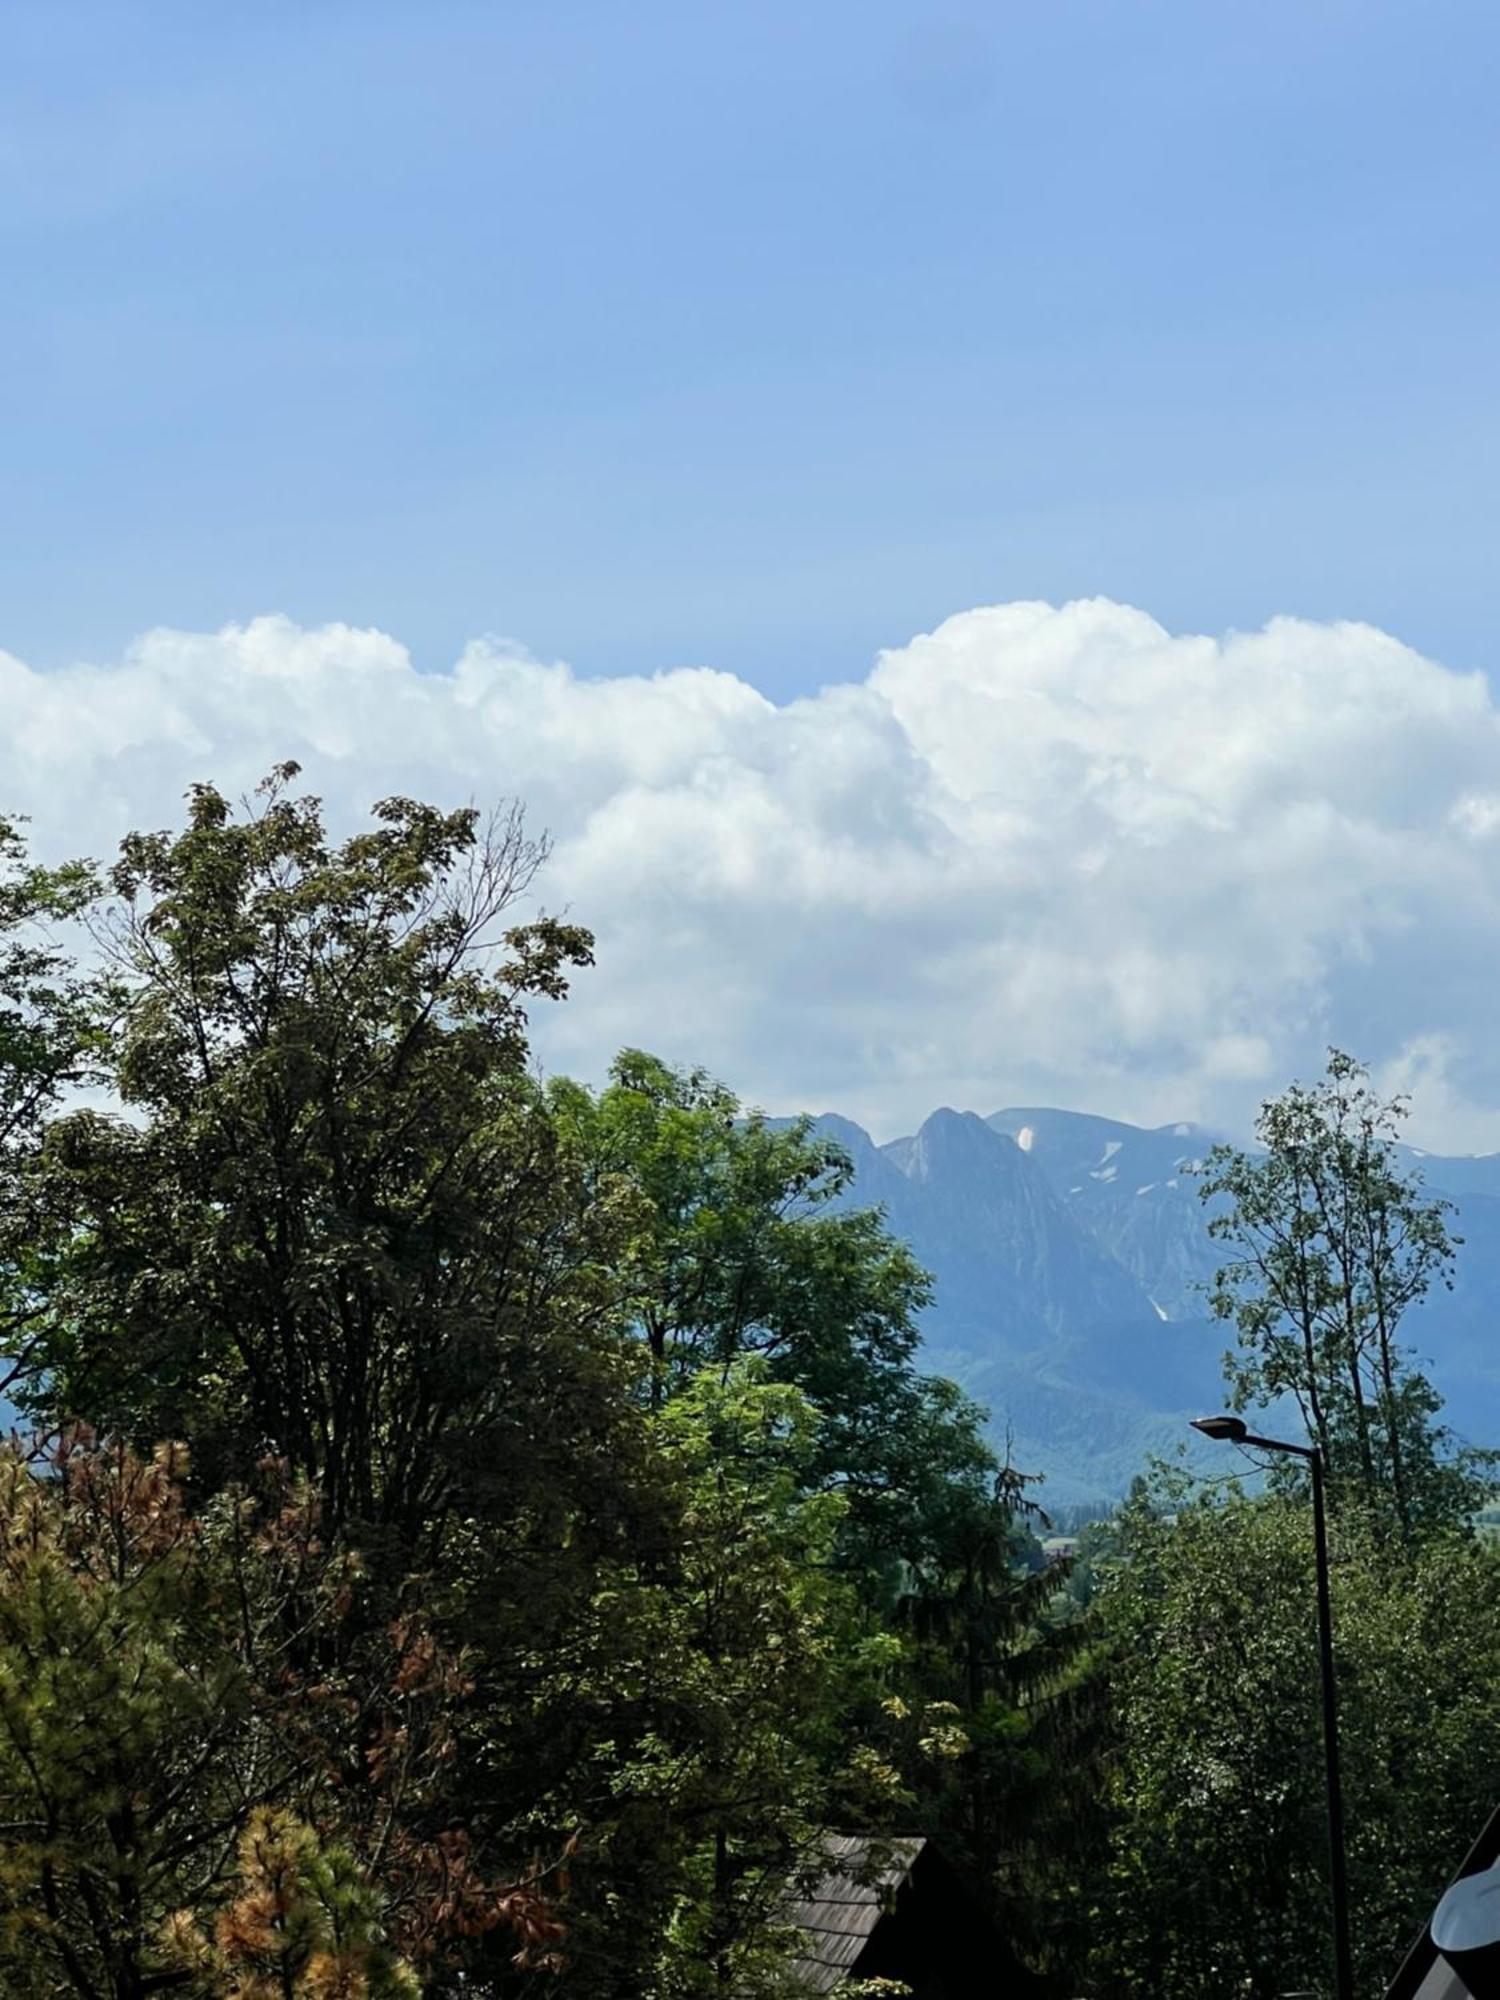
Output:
[5, 598, 1500, 1146]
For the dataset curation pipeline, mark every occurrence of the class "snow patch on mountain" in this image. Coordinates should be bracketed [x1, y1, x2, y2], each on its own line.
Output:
[809, 1100, 1500, 1505]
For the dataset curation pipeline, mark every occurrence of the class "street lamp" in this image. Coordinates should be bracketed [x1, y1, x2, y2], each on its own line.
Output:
[1189, 1416, 1354, 2000]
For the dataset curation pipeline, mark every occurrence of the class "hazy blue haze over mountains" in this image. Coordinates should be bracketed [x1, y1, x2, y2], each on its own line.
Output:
[811, 1106, 1500, 1508]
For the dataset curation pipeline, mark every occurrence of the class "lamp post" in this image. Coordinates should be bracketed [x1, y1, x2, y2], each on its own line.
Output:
[1190, 1415, 1354, 2000]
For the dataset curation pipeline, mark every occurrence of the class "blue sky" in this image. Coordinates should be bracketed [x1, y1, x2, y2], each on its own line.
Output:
[9, 2, 1500, 1141]
[6, 0, 1499, 698]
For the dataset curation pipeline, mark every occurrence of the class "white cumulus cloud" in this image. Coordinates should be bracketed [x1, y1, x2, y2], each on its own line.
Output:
[5, 597, 1500, 1146]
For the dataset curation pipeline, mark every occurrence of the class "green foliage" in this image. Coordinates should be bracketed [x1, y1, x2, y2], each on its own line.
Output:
[0, 815, 105, 1154]
[1097, 1474, 1500, 1998]
[632, 1364, 868, 1993]
[860, 1470, 1108, 1982]
[444, 1361, 884, 1995]
[0, 1427, 565, 1999]
[0, 817, 110, 1398]
[542, 1051, 1109, 1983]
[549, 1051, 999, 1584]
[1093, 1055, 1500, 1998]
[1200, 1048, 1491, 1533]
[21, 769, 621, 1553]
[0, 779, 1112, 1993]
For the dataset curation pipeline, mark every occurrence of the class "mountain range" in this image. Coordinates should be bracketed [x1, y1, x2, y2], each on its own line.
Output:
[810, 1105, 1500, 1511]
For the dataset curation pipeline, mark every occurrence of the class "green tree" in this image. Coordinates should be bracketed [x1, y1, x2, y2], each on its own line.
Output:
[641, 1364, 869, 1995]
[0, 1431, 349, 1999]
[548, 1052, 1108, 1988]
[2, 782, 1109, 1993]
[548, 1051, 997, 1585]
[459, 1362, 882, 1998]
[0, 816, 109, 1402]
[1097, 1475, 1500, 1999]
[1199, 1049, 1487, 1532]
[21, 768, 624, 1556]
[0, 1429, 558, 1999]
[0, 815, 103, 1156]
[859, 1468, 1106, 1984]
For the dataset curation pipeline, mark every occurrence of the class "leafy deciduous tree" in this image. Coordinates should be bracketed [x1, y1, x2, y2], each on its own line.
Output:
[23, 769, 617, 1559]
[1199, 1049, 1486, 1532]
[1097, 1475, 1500, 1999]
[0, 816, 109, 1401]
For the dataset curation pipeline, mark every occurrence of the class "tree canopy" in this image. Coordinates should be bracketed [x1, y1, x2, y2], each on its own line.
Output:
[0, 776, 1093, 1995]
[9, 781, 1500, 1998]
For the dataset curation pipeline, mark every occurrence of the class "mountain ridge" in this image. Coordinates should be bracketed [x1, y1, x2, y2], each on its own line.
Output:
[802, 1102, 1500, 1509]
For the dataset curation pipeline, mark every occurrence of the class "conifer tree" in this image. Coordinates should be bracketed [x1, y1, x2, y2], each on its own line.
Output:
[160, 1808, 420, 1999]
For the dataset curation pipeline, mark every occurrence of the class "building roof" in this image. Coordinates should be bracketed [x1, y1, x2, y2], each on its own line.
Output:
[785, 1834, 925, 1994]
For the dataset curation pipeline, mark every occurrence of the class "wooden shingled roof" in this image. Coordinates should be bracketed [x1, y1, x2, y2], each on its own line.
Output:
[785, 1834, 925, 1994]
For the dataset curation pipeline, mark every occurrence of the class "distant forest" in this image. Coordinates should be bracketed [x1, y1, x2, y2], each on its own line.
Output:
[3, 770, 1498, 1998]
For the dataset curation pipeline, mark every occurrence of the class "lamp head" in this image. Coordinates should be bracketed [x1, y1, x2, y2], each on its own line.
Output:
[1191, 1414, 1249, 1443]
